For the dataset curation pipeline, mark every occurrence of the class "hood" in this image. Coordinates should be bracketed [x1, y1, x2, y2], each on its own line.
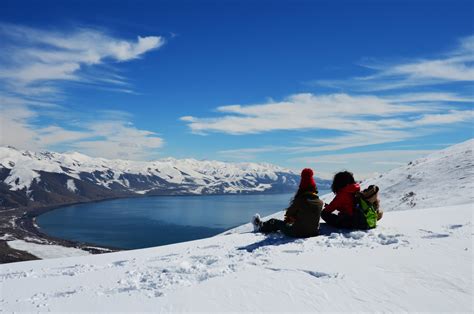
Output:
[340, 183, 360, 194]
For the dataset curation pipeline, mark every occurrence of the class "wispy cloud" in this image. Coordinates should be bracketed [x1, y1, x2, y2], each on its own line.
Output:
[208, 92, 472, 162]
[70, 120, 164, 160]
[181, 92, 471, 146]
[0, 23, 166, 160]
[181, 92, 445, 135]
[0, 103, 164, 160]
[217, 129, 415, 162]
[316, 35, 474, 91]
[0, 23, 165, 90]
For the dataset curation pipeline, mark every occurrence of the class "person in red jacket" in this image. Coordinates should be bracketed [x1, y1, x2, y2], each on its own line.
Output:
[321, 171, 360, 229]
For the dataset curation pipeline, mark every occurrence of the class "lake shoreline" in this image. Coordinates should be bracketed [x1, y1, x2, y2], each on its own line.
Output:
[0, 191, 300, 264]
[0, 201, 123, 264]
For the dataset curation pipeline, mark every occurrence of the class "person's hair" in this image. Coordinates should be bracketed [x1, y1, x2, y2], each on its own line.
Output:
[290, 185, 318, 206]
[331, 171, 356, 194]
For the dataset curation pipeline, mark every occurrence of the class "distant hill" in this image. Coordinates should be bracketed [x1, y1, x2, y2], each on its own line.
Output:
[363, 139, 473, 212]
[0, 146, 331, 209]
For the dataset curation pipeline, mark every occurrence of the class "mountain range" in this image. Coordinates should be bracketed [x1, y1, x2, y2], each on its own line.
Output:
[0, 146, 331, 210]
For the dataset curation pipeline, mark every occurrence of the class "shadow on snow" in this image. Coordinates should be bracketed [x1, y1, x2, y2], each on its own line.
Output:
[237, 223, 369, 252]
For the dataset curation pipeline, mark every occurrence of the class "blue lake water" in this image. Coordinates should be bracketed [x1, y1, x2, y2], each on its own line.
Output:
[37, 193, 329, 249]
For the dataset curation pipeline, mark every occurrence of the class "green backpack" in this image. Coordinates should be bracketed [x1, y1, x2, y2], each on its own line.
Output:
[353, 185, 379, 229]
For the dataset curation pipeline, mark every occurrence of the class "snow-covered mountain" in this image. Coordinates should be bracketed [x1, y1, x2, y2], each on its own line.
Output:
[0, 147, 330, 209]
[1, 140, 472, 312]
[363, 139, 473, 211]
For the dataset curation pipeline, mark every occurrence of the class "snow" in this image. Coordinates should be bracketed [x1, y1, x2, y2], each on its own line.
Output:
[363, 139, 473, 212]
[66, 179, 77, 193]
[0, 204, 471, 312]
[0, 146, 295, 194]
[0, 233, 14, 241]
[0, 147, 64, 191]
[6, 240, 90, 259]
[0, 140, 472, 312]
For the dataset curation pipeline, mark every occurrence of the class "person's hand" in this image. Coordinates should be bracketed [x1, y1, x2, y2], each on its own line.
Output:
[284, 216, 296, 224]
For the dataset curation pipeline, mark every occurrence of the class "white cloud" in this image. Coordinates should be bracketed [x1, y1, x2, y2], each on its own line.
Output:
[295, 130, 413, 153]
[0, 102, 164, 160]
[181, 91, 472, 137]
[181, 93, 444, 135]
[71, 121, 164, 160]
[0, 105, 40, 150]
[316, 35, 474, 91]
[386, 36, 474, 82]
[391, 59, 474, 81]
[413, 110, 474, 126]
[219, 129, 406, 155]
[0, 23, 165, 90]
[4, 62, 81, 82]
[0, 24, 166, 160]
[192, 90, 471, 170]
[217, 129, 415, 162]
[384, 92, 474, 103]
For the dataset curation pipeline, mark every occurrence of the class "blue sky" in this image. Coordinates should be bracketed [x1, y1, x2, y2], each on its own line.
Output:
[1, 0, 473, 178]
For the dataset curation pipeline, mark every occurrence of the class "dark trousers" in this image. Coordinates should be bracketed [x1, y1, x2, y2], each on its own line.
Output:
[259, 218, 295, 237]
[321, 211, 355, 229]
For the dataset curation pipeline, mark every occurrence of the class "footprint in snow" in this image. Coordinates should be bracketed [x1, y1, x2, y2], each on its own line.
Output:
[0, 270, 33, 281]
[419, 229, 450, 239]
[111, 260, 129, 267]
[199, 244, 222, 249]
[323, 231, 408, 248]
[190, 254, 220, 266]
[377, 233, 405, 245]
[300, 270, 342, 279]
[282, 249, 303, 254]
[266, 267, 342, 279]
[344, 231, 366, 240]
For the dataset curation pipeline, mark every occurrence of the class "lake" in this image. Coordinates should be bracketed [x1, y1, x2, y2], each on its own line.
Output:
[37, 193, 329, 250]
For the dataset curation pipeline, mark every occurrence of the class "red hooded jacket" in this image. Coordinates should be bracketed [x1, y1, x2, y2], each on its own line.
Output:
[323, 183, 360, 216]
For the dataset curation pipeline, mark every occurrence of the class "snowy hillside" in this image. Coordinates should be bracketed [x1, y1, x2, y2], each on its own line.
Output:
[0, 204, 471, 312]
[0, 140, 472, 312]
[0, 147, 329, 209]
[364, 139, 473, 212]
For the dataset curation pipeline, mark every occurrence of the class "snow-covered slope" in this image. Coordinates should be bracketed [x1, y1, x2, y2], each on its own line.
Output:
[364, 139, 473, 211]
[0, 204, 471, 312]
[0, 147, 331, 209]
[1, 140, 472, 312]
